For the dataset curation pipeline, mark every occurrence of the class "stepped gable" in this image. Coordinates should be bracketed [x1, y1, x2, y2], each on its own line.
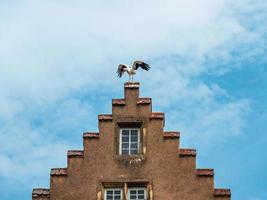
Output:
[32, 82, 231, 200]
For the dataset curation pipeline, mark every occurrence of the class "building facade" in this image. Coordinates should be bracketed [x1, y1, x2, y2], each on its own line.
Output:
[32, 82, 231, 200]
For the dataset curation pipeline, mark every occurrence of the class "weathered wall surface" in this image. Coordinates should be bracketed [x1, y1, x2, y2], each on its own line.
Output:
[33, 82, 231, 200]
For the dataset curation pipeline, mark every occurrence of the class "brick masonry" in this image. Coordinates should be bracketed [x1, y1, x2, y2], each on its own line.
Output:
[32, 82, 231, 200]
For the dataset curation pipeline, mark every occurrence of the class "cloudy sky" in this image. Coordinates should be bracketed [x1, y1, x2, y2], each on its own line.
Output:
[0, 0, 266, 199]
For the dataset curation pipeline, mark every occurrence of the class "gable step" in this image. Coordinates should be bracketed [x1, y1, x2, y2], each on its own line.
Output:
[98, 114, 113, 121]
[68, 150, 84, 158]
[137, 98, 151, 105]
[50, 168, 67, 176]
[112, 99, 126, 106]
[179, 148, 197, 157]
[83, 132, 99, 139]
[214, 189, 231, 197]
[164, 131, 180, 139]
[150, 112, 164, 119]
[32, 188, 50, 198]
[124, 82, 140, 89]
[196, 169, 214, 177]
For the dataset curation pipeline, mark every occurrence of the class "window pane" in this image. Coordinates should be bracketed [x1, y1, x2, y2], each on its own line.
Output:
[131, 130, 138, 136]
[129, 188, 146, 200]
[131, 136, 138, 142]
[122, 143, 129, 148]
[114, 190, 121, 194]
[131, 149, 138, 154]
[122, 136, 129, 142]
[138, 190, 144, 194]
[120, 128, 139, 155]
[106, 189, 121, 200]
[122, 149, 129, 155]
[131, 143, 138, 149]
[130, 190, 136, 194]
[122, 130, 129, 136]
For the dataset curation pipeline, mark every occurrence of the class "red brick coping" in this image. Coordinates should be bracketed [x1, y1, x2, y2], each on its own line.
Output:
[196, 169, 214, 177]
[179, 148, 197, 157]
[98, 114, 113, 121]
[124, 82, 140, 89]
[83, 132, 99, 138]
[214, 189, 231, 197]
[32, 188, 50, 198]
[137, 98, 151, 105]
[112, 99, 126, 105]
[50, 168, 67, 176]
[164, 131, 180, 138]
[150, 112, 164, 119]
[68, 150, 84, 158]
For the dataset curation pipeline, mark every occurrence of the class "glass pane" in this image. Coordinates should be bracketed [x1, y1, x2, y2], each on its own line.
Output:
[122, 130, 129, 136]
[131, 143, 138, 149]
[122, 149, 129, 155]
[131, 190, 136, 194]
[114, 190, 121, 194]
[122, 136, 129, 142]
[138, 190, 144, 194]
[131, 149, 138, 154]
[131, 129, 138, 135]
[122, 143, 129, 148]
[107, 191, 113, 195]
[131, 136, 138, 142]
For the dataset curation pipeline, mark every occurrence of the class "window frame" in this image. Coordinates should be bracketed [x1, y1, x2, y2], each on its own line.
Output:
[119, 128, 140, 155]
[104, 188, 123, 200]
[128, 187, 147, 200]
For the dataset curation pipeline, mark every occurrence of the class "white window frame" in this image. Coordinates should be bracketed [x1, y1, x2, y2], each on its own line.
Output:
[128, 187, 147, 200]
[104, 188, 123, 200]
[119, 128, 140, 155]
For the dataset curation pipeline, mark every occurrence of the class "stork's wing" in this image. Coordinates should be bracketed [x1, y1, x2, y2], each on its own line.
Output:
[133, 61, 150, 71]
[117, 64, 127, 77]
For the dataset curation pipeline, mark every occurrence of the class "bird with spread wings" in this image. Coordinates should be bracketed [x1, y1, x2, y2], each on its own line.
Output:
[117, 61, 150, 81]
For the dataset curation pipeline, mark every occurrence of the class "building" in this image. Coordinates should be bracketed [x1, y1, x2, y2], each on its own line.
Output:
[32, 82, 231, 200]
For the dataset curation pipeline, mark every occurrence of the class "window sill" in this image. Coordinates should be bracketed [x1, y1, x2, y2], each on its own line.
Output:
[113, 154, 146, 166]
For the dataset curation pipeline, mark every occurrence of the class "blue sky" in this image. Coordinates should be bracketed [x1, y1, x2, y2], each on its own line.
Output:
[0, 0, 266, 199]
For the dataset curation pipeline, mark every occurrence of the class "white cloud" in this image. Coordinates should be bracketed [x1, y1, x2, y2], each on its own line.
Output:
[0, 0, 266, 195]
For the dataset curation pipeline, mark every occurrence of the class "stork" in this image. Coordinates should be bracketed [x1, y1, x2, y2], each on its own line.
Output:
[117, 61, 150, 81]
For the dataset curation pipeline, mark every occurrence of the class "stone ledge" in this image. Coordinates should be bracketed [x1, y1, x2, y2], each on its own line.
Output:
[196, 169, 214, 177]
[214, 189, 231, 197]
[112, 99, 126, 105]
[150, 112, 164, 119]
[68, 150, 84, 158]
[124, 82, 140, 89]
[179, 148, 197, 157]
[164, 131, 180, 138]
[83, 132, 99, 139]
[50, 168, 67, 176]
[32, 188, 50, 198]
[98, 114, 113, 121]
[137, 98, 151, 105]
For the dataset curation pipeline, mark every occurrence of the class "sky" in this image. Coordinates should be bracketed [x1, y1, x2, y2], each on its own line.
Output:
[0, 0, 266, 199]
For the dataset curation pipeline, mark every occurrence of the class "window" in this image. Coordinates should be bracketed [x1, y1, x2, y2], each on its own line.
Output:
[128, 188, 147, 200]
[105, 188, 122, 200]
[104, 187, 147, 200]
[119, 128, 140, 155]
